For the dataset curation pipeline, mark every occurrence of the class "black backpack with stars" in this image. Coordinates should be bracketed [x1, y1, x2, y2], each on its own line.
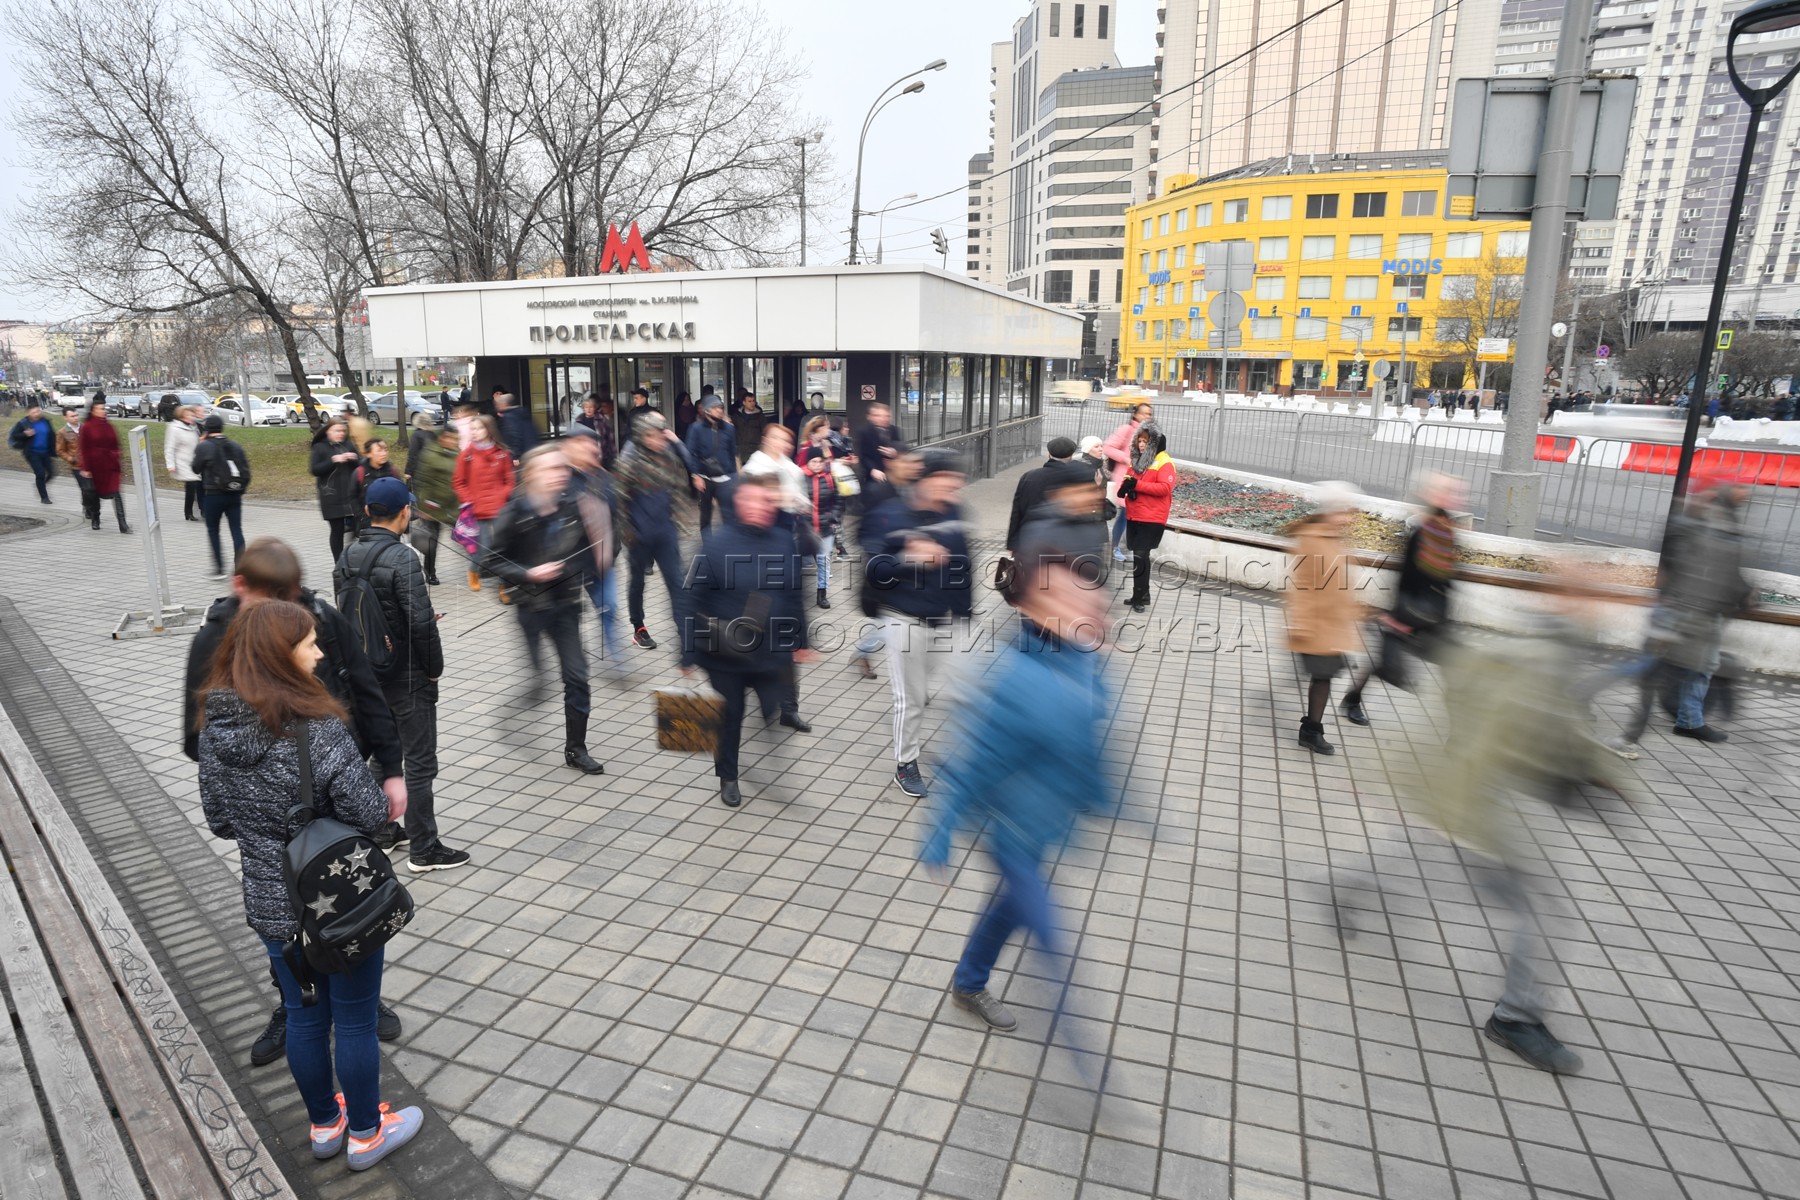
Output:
[280, 721, 414, 997]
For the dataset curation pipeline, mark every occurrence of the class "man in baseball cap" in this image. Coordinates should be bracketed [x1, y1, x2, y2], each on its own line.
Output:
[336, 471, 466, 874]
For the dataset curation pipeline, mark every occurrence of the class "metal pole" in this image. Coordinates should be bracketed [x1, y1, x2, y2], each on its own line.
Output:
[1490, 0, 1595, 537]
[1398, 323, 1409, 410]
[798, 138, 808, 267]
[1560, 285, 1582, 400]
[1670, 104, 1764, 516]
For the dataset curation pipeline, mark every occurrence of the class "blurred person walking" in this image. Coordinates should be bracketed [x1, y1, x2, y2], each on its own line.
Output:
[861, 450, 973, 797]
[615, 411, 699, 650]
[77, 397, 130, 533]
[1005, 437, 1092, 551]
[1283, 484, 1362, 755]
[8, 399, 56, 504]
[164, 403, 203, 520]
[495, 389, 537, 460]
[922, 518, 1114, 1032]
[453, 415, 515, 596]
[560, 426, 624, 663]
[849, 449, 921, 679]
[680, 471, 814, 808]
[1117, 424, 1173, 613]
[406, 424, 461, 587]
[56, 404, 95, 524]
[483, 445, 605, 774]
[1100, 401, 1152, 561]
[1341, 473, 1463, 725]
[802, 447, 842, 608]
[191, 415, 251, 578]
[684, 391, 737, 531]
[196, 599, 423, 1168]
[310, 419, 362, 563]
[336, 478, 467, 874]
[857, 401, 905, 486]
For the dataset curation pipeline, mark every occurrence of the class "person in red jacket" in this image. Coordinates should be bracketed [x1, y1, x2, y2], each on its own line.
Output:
[1118, 423, 1172, 613]
[76, 398, 130, 533]
[453, 414, 515, 595]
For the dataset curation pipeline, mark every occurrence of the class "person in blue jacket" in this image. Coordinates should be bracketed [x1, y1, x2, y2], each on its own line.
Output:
[7, 400, 56, 503]
[683, 390, 738, 530]
[680, 470, 814, 809]
[921, 516, 1114, 1033]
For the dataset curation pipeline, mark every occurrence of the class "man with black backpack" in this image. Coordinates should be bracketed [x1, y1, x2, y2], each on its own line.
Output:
[334, 477, 466, 876]
[181, 537, 406, 1067]
[190, 414, 251, 579]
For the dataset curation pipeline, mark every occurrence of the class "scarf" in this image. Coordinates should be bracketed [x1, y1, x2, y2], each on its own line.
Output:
[1415, 511, 1455, 581]
[1131, 422, 1164, 473]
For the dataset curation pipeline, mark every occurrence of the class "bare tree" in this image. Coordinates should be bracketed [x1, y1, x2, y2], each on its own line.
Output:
[1620, 333, 1701, 404]
[1434, 257, 1525, 389]
[1718, 331, 1799, 412]
[7, 0, 332, 422]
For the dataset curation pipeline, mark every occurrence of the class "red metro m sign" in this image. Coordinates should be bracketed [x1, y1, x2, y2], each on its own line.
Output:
[600, 223, 652, 273]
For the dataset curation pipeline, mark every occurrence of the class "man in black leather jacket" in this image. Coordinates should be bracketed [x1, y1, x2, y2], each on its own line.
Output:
[335, 477, 466, 874]
[484, 445, 606, 775]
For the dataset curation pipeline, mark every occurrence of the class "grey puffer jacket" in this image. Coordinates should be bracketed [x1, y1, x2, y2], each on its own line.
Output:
[198, 692, 387, 940]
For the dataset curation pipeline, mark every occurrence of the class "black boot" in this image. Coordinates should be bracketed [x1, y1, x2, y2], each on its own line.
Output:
[1298, 718, 1336, 755]
[563, 711, 605, 774]
[1341, 693, 1369, 726]
[816, 587, 831, 610]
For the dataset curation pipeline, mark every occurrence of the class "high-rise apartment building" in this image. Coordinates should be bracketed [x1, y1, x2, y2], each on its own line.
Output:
[1155, 0, 1480, 180]
[972, 1, 1155, 374]
[1489, 0, 1800, 306]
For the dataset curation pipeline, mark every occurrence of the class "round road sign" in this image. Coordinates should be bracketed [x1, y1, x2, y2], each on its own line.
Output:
[1596, 344, 1611, 359]
[1372, 360, 1393, 380]
[1551, 321, 1569, 338]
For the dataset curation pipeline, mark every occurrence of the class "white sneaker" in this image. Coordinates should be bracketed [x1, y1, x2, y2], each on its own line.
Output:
[1606, 736, 1640, 761]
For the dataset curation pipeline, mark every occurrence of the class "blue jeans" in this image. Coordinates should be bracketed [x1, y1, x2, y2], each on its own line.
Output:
[1111, 508, 1128, 548]
[262, 937, 384, 1132]
[586, 569, 622, 659]
[201, 493, 245, 574]
[814, 534, 834, 590]
[953, 851, 1058, 994]
[1674, 669, 1711, 729]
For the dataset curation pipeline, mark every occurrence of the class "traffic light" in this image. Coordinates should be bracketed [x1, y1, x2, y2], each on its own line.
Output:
[930, 228, 948, 262]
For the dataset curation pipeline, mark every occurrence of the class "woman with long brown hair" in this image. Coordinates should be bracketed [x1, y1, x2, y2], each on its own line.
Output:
[197, 599, 423, 1171]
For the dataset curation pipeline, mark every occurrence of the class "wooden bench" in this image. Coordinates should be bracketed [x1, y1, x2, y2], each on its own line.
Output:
[0, 708, 296, 1200]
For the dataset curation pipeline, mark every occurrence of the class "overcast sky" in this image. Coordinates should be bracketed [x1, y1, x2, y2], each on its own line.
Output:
[0, 0, 1155, 322]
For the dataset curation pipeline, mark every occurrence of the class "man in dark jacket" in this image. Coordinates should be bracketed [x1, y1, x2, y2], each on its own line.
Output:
[857, 401, 906, 486]
[495, 390, 538, 460]
[8, 400, 56, 503]
[179, 536, 404, 1064]
[615, 411, 699, 650]
[681, 471, 814, 809]
[484, 445, 605, 774]
[335, 477, 465, 874]
[560, 426, 623, 662]
[191, 415, 249, 578]
[684, 391, 737, 531]
[861, 449, 974, 798]
[1005, 437, 1095, 550]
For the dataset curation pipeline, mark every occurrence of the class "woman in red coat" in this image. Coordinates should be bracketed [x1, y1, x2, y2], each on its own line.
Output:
[76, 398, 130, 533]
[1119, 423, 1173, 613]
[452, 414, 515, 593]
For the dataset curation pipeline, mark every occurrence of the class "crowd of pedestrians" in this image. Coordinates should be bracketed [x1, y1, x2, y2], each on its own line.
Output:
[8, 379, 1775, 1176]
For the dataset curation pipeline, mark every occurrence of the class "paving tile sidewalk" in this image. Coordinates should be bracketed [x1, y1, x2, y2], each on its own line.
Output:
[0, 464, 1798, 1199]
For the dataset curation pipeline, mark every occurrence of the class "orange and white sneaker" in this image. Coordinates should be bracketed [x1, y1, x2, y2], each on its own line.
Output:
[310, 1094, 347, 1159]
[346, 1104, 423, 1171]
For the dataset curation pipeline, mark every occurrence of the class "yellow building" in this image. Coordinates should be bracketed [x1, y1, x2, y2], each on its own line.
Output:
[1119, 152, 1531, 395]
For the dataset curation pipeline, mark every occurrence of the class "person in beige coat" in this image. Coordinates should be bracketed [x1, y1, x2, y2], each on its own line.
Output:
[164, 404, 203, 521]
[1283, 483, 1361, 754]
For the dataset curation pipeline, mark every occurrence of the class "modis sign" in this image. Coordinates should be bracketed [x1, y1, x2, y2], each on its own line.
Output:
[600, 223, 652, 273]
[1382, 258, 1443, 275]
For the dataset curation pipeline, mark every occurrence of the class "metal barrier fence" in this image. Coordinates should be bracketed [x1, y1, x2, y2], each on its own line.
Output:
[1040, 399, 1800, 571]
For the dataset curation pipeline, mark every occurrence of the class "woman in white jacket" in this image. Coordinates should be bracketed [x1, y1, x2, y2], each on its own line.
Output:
[164, 404, 203, 521]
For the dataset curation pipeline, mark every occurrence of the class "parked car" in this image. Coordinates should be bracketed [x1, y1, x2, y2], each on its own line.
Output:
[237, 396, 293, 427]
[367, 389, 439, 426]
[206, 395, 250, 426]
[105, 392, 149, 418]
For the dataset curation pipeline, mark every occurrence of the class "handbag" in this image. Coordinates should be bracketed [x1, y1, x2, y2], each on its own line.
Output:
[451, 503, 480, 556]
[281, 722, 413, 1000]
[994, 554, 1022, 605]
[832, 460, 861, 497]
[655, 687, 725, 752]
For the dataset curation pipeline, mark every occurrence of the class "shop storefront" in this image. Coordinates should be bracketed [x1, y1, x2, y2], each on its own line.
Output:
[363, 265, 1080, 477]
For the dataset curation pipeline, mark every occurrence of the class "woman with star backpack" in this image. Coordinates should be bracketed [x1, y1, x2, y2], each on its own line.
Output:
[196, 598, 424, 1171]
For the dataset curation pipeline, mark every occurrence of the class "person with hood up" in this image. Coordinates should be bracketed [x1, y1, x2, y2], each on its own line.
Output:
[196, 598, 423, 1170]
[77, 397, 130, 533]
[1117, 423, 1174, 613]
[1283, 482, 1363, 755]
[164, 403, 203, 520]
[310, 418, 362, 562]
[1100, 401, 1152, 560]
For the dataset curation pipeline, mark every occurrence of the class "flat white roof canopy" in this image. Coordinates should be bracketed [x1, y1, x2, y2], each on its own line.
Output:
[364, 264, 1083, 360]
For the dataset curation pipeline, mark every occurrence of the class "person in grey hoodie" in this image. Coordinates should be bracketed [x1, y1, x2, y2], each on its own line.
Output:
[197, 597, 423, 1170]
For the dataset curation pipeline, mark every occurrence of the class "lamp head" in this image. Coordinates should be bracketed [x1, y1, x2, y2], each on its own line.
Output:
[902, 80, 926, 96]
[926, 58, 948, 71]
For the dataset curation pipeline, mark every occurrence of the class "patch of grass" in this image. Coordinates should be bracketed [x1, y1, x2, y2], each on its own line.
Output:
[0, 419, 322, 504]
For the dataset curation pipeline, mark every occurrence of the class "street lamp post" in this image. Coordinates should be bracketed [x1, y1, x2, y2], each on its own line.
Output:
[1669, 0, 1800, 519]
[795, 131, 822, 266]
[848, 59, 946, 265]
[873, 192, 919, 263]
